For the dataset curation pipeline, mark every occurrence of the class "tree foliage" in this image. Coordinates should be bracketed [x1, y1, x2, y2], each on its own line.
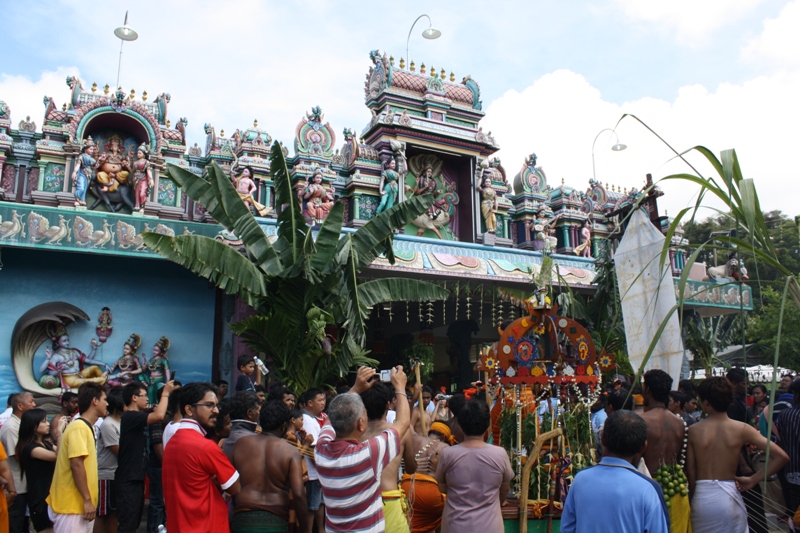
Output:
[143, 141, 448, 392]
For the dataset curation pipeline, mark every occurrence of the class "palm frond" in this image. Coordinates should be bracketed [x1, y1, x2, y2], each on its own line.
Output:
[142, 233, 266, 304]
[357, 278, 448, 309]
[271, 141, 307, 265]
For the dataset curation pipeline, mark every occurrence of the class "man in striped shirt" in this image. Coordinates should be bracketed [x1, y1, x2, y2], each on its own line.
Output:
[778, 379, 800, 517]
[316, 366, 410, 533]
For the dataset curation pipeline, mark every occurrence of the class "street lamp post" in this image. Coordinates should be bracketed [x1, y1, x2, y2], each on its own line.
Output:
[591, 128, 627, 181]
[406, 15, 441, 69]
[114, 11, 139, 88]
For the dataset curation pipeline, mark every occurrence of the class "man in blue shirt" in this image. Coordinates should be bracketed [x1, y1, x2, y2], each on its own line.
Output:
[562, 410, 669, 533]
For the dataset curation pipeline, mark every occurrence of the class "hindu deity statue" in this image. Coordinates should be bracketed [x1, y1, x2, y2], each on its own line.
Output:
[72, 139, 96, 207]
[108, 333, 145, 387]
[573, 220, 593, 257]
[38, 323, 110, 390]
[406, 163, 451, 238]
[376, 158, 400, 215]
[301, 167, 334, 224]
[131, 144, 153, 212]
[234, 166, 270, 216]
[477, 176, 498, 233]
[532, 207, 560, 252]
[95, 135, 131, 192]
[144, 336, 171, 405]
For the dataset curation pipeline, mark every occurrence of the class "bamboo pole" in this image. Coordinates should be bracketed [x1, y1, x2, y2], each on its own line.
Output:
[519, 428, 563, 533]
[415, 363, 427, 436]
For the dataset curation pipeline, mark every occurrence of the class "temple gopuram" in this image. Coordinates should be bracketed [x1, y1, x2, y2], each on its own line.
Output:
[0, 51, 751, 402]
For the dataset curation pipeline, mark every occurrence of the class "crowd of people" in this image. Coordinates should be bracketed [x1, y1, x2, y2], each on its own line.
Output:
[0, 354, 798, 533]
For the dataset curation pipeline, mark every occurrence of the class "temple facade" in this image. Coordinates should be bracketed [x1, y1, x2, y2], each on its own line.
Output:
[0, 51, 750, 398]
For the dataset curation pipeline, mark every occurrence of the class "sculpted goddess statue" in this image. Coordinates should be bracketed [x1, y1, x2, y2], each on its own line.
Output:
[132, 144, 153, 212]
[38, 323, 110, 389]
[108, 333, 145, 387]
[302, 167, 334, 224]
[376, 158, 399, 215]
[477, 176, 498, 233]
[573, 220, 593, 257]
[144, 336, 171, 405]
[72, 140, 96, 207]
[234, 166, 270, 216]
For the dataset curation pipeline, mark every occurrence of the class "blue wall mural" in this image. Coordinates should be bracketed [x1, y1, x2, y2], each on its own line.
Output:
[0, 247, 217, 400]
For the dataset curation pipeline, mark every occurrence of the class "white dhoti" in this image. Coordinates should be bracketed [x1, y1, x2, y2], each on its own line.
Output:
[691, 480, 747, 533]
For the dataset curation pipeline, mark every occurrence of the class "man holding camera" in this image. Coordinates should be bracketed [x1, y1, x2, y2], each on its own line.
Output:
[315, 366, 410, 532]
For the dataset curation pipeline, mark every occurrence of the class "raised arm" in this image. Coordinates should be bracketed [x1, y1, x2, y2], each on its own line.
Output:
[391, 366, 410, 437]
[147, 380, 175, 425]
[735, 424, 789, 491]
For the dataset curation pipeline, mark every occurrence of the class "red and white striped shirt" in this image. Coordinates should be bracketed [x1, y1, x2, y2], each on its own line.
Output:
[316, 423, 400, 533]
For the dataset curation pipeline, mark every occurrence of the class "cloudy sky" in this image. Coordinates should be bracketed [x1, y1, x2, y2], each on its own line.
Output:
[2, 0, 798, 219]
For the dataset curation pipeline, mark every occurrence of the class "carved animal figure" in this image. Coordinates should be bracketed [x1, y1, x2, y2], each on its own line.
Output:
[154, 224, 176, 237]
[0, 210, 26, 240]
[89, 182, 136, 213]
[28, 213, 71, 245]
[705, 254, 749, 281]
[116, 220, 150, 251]
[73, 216, 114, 248]
[176, 117, 188, 145]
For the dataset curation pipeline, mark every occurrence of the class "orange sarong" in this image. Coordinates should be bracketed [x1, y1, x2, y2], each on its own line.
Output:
[400, 473, 446, 533]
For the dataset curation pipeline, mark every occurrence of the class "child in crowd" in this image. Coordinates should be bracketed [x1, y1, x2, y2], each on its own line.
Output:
[234, 355, 261, 393]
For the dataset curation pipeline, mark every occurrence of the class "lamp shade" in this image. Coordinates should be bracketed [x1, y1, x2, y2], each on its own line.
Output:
[114, 25, 138, 41]
[611, 142, 627, 151]
[422, 28, 441, 39]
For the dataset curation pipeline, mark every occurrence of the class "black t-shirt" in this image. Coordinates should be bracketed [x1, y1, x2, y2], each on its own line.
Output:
[147, 422, 163, 469]
[235, 374, 255, 392]
[115, 411, 149, 483]
[21, 442, 55, 509]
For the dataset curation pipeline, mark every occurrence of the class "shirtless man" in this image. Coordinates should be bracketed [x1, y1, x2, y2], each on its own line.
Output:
[49, 391, 78, 443]
[401, 422, 454, 533]
[232, 400, 309, 533]
[360, 379, 416, 533]
[639, 370, 691, 531]
[687, 377, 789, 533]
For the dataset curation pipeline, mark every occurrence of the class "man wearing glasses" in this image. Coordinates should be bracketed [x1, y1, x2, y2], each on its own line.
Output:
[162, 382, 241, 533]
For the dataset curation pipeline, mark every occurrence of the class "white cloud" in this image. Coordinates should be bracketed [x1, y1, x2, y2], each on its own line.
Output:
[742, 0, 800, 67]
[482, 68, 800, 219]
[0, 67, 81, 130]
[613, 0, 766, 42]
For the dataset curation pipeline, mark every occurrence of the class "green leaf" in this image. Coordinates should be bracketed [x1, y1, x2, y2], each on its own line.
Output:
[142, 233, 266, 303]
[357, 278, 448, 308]
[271, 141, 307, 265]
[310, 202, 345, 273]
[207, 162, 282, 274]
[164, 163, 231, 228]
[346, 193, 434, 269]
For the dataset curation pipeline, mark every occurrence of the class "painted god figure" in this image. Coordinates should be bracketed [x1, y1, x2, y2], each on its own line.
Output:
[38, 323, 109, 390]
[573, 220, 592, 257]
[477, 176, 498, 233]
[532, 208, 560, 252]
[132, 144, 153, 212]
[234, 166, 270, 216]
[376, 158, 399, 215]
[95, 135, 131, 192]
[72, 140, 96, 207]
[407, 164, 450, 239]
[302, 167, 334, 224]
[108, 333, 145, 387]
[144, 336, 171, 405]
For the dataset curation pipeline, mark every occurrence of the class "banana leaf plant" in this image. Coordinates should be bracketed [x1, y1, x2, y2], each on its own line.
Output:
[143, 141, 448, 392]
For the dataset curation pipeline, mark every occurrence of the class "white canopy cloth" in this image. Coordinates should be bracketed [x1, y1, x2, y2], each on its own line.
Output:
[615, 208, 684, 385]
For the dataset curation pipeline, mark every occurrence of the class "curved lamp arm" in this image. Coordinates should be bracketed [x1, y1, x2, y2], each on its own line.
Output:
[406, 14, 433, 68]
[591, 128, 624, 181]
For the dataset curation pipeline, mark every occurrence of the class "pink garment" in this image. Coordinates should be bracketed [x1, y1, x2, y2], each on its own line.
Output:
[436, 444, 514, 533]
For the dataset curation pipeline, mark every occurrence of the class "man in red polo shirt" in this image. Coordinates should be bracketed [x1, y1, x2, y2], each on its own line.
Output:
[163, 382, 240, 533]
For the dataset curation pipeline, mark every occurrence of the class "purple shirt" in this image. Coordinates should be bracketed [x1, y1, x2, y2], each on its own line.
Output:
[435, 443, 514, 533]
